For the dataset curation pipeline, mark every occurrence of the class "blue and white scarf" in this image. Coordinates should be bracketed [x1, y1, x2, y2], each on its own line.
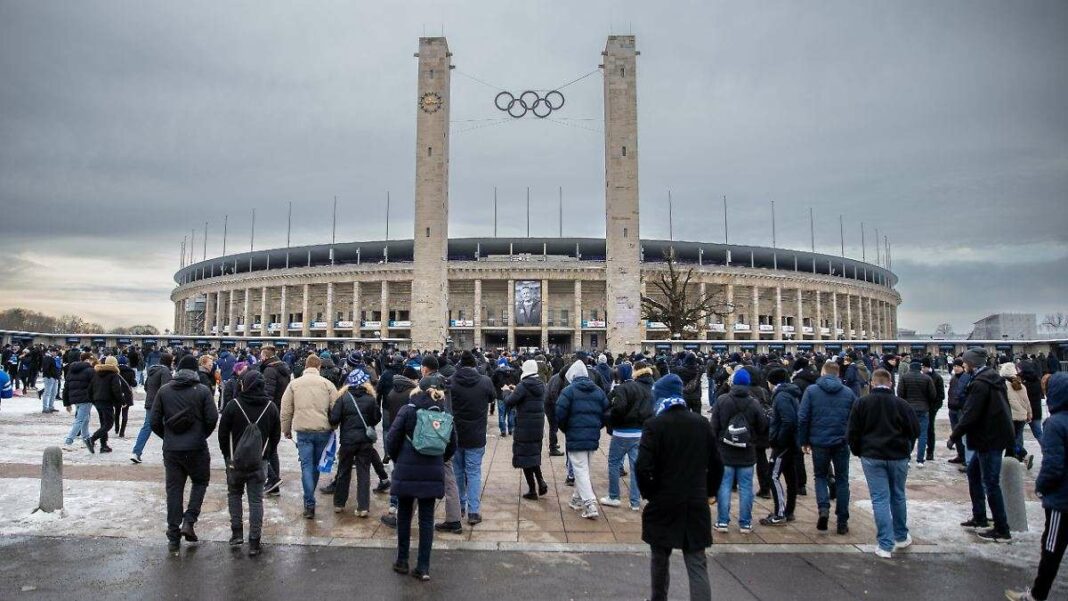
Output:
[655, 396, 688, 416]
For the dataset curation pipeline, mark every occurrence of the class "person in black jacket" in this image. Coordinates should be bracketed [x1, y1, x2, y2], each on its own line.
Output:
[88, 356, 125, 453]
[949, 347, 1016, 543]
[151, 353, 219, 554]
[218, 369, 280, 556]
[1019, 358, 1046, 442]
[329, 370, 381, 517]
[41, 348, 61, 413]
[602, 363, 654, 510]
[921, 358, 945, 461]
[115, 356, 136, 438]
[636, 378, 722, 601]
[131, 354, 174, 464]
[710, 369, 768, 533]
[450, 351, 494, 522]
[848, 368, 919, 558]
[761, 367, 801, 526]
[504, 360, 549, 502]
[62, 353, 95, 449]
[258, 346, 291, 495]
[897, 360, 937, 467]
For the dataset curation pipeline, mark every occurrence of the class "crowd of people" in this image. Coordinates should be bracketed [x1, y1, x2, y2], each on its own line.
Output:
[0, 339, 1064, 599]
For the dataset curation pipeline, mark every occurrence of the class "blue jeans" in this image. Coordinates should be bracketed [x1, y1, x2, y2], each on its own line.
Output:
[452, 446, 485, 515]
[295, 431, 333, 509]
[64, 403, 92, 445]
[969, 449, 1009, 533]
[914, 411, 929, 462]
[42, 378, 59, 411]
[1029, 418, 1043, 441]
[812, 444, 851, 525]
[496, 400, 516, 435]
[132, 409, 154, 457]
[717, 465, 754, 527]
[861, 457, 910, 552]
[607, 435, 641, 507]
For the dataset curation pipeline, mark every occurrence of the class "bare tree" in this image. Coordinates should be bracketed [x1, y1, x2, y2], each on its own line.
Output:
[934, 322, 953, 338]
[641, 248, 734, 339]
[1042, 312, 1067, 332]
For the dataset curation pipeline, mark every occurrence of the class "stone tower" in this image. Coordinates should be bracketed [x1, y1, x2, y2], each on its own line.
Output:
[602, 35, 642, 354]
[410, 37, 451, 350]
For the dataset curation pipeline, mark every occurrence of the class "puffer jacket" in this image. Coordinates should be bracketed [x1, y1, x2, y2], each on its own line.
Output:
[769, 383, 802, 449]
[259, 356, 292, 407]
[62, 361, 94, 406]
[798, 375, 856, 448]
[280, 367, 338, 435]
[505, 375, 547, 468]
[1036, 373, 1068, 511]
[386, 375, 417, 423]
[607, 370, 655, 432]
[89, 363, 125, 405]
[896, 366, 937, 414]
[1005, 379, 1032, 422]
[450, 366, 494, 448]
[555, 376, 609, 452]
[329, 386, 381, 447]
[386, 390, 456, 499]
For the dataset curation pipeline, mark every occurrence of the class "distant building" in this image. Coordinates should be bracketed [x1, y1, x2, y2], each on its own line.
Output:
[969, 313, 1037, 340]
[898, 328, 917, 338]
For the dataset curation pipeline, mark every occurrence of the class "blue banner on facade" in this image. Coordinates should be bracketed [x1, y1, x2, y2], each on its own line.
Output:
[797, 343, 813, 351]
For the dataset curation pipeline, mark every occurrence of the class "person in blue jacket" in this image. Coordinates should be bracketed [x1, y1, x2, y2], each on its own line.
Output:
[798, 360, 856, 534]
[1007, 372, 1068, 601]
[761, 367, 801, 526]
[556, 360, 609, 520]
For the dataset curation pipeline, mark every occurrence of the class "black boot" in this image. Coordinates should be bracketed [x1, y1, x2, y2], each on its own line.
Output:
[180, 521, 198, 542]
[248, 538, 262, 557]
[229, 529, 243, 547]
[168, 539, 180, 556]
[538, 481, 549, 496]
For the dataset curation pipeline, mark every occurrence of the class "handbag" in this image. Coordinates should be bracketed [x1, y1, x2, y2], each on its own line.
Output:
[348, 392, 378, 443]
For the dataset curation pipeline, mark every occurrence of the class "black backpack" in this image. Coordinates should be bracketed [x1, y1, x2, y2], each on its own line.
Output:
[230, 400, 271, 472]
[721, 398, 753, 449]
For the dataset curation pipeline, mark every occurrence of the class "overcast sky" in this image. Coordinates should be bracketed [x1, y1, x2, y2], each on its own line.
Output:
[1, 1, 1066, 333]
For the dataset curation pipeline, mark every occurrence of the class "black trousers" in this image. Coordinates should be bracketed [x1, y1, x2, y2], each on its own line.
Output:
[755, 446, 771, 493]
[925, 408, 938, 459]
[334, 443, 373, 511]
[163, 449, 211, 542]
[545, 404, 559, 450]
[650, 545, 711, 601]
[796, 450, 808, 490]
[770, 446, 798, 518]
[113, 402, 129, 437]
[1033, 508, 1068, 600]
[90, 402, 113, 445]
[522, 466, 545, 493]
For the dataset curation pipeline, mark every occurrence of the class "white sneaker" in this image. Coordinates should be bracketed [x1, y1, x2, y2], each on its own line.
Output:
[130, 453, 142, 464]
[388, 505, 397, 516]
[599, 496, 622, 507]
[580, 506, 599, 520]
[1004, 588, 1036, 601]
[894, 534, 913, 551]
[739, 524, 753, 534]
[568, 496, 584, 511]
[875, 548, 892, 559]
[714, 523, 729, 533]
[355, 510, 369, 518]
[916, 461, 925, 469]
[630, 504, 641, 512]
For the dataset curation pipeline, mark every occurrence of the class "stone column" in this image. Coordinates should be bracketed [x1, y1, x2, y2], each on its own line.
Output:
[301, 283, 310, 338]
[541, 279, 549, 349]
[227, 290, 236, 337]
[203, 292, 214, 336]
[814, 290, 823, 341]
[380, 282, 389, 340]
[773, 286, 783, 340]
[869, 297, 877, 339]
[279, 285, 288, 338]
[352, 281, 361, 337]
[259, 286, 268, 335]
[242, 288, 251, 337]
[725, 283, 735, 341]
[473, 279, 482, 347]
[326, 282, 335, 338]
[845, 294, 853, 340]
[574, 280, 583, 349]
[831, 291, 839, 341]
[699, 282, 708, 339]
[215, 291, 224, 335]
[507, 279, 515, 350]
[751, 285, 760, 341]
[796, 288, 804, 340]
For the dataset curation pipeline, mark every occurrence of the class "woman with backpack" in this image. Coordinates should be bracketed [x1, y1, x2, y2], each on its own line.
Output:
[329, 369, 382, 516]
[218, 369, 280, 557]
[385, 375, 456, 582]
[503, 360, 549, 500]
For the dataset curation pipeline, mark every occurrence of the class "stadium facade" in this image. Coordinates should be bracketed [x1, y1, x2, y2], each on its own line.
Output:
[170, 35, 901, 354]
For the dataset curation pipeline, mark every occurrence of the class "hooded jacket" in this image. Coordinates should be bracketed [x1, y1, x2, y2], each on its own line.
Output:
[950, 366, 1015, 452]
[151, 368, 219, 452]
[1019, 360, 1045, 421]
[144, 363, 173, 410]
[709, 385, 768, 466]
[218, 371, 281, 463]
[89, 362, 125, 405]
[62, 361, 94, 407]
[258, 356, 292, 407]
[217, 350, 237, 382]
[1036, 373, 1068, 511]
[607, 367, 655, 433]
[847, 386, 919, 460]
[386, 375, 418, 423]
[504, 374, 547, 468]
[768, 382, 802, 449]
[449, 366, 494, 448]
[329, 385, 381, 447]
[798, 375, 856, 448]
[555, 361, 609, 452]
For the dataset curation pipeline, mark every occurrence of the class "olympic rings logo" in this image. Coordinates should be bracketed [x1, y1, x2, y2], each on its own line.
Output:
[494, 90, 565, 118]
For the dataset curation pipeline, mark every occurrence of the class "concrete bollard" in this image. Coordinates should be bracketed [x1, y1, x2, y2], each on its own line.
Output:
[1000, 457, 1028, 533]
[36, 446, 63, 513]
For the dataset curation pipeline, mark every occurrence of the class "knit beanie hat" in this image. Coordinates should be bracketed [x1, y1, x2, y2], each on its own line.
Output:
[177, 355, 198, 371]
[732, 369, 751, 387]
[767, 367, 789, 386]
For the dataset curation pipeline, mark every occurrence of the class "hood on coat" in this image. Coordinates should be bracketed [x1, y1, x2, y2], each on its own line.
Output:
[775, 382, 802, 400]
[653, 373, 684, 399]
[68, 361, 92, 377]
[94, 363, 119, 374]
[391, 375, 417, 394]
[565, 360, 588, 383]
[452, 366, 483, 388]
[569, 376, 598, 394]
[1047, 372, 1068, 414]
[172, 369, 202, 388]
[816, 375, 845, 394]
[522, 376, 546, 397]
